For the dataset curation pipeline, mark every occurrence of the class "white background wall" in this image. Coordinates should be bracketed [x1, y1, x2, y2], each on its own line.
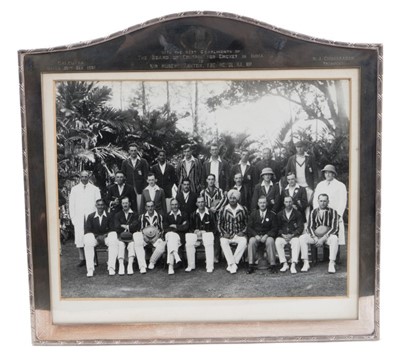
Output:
[1, 0, 396, 355]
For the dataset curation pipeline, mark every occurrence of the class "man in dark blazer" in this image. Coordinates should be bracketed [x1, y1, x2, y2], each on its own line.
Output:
[113, 196, 139, 275]
[176, 178, 198, 217]
[281, 171, 308, 221]
[231, 172, 251, 211]
[251, 167, 281, 213]
[151, 149, 178, 212]
[121, 143, 149, 212]
[82, 199, 119, 277]
[275, 196, 304, 274]
[231, 148, 257, 196]
[185, 196, 218, 273]
[285, 141, 319, 213]
[201, 143, 230, 191]
[140, 172, 167, 217]
[247, 195, 278, 274]
[105, 171, 137, 218]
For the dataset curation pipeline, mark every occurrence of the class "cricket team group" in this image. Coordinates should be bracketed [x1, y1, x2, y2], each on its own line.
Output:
[68, 141, 347, 278]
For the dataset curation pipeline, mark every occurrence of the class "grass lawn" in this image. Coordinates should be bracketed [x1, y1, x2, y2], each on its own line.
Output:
[60, 240, 347, 299]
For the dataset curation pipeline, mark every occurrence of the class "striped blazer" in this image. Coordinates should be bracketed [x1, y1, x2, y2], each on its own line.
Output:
[138, 211, 164, 234]
[199, 187, 227, 213]
[218, 204, 248, 238]
[308, 207, 339, 237]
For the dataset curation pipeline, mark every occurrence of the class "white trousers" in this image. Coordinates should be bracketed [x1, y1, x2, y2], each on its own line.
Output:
[338, 217, 345, 245]
[247, 236, 277, 265]
[133, 232, 166, 269]
[275, 237, 300, 264]
[165, 232, 182, 265]
[83, 231, 119, 272]
[299, 233, 339, 261]
[220, 235, 247, 266]
[185, 232, 214, 270]
[118, 241, 135, 260]
[305, 186, 314, 224]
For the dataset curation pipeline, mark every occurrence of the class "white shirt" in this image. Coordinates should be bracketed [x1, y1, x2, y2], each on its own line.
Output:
[130, 157, 138, 168]
[145, 184, 160, 201]
[183, 191, 190, 202]
[285, 209, 293, 220]
[184, 156, 195, 174]
[169, 209, 182, 220]
[234, 185, 242, 191]
[227, 204, 242, 217]
[124, 208, 134, 221]
[240, 161, 250, 176]
[295, 155, 307, 187]
[259, 209, 267, 221]
[196, 207, 209, 221]
[209, 157, 221, 187]
[286, 183, 300, 197]
[313, 178, 347, 216]
[261, 180, 273, 193]
[117, 184, 125, 196]
[94, 211, 107, 226]
[158, 162, 166, 174]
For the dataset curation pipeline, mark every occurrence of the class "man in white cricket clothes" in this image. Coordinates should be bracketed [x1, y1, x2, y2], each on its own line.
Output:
[68, 170, 101, 266]
[313, 164, 347, 245]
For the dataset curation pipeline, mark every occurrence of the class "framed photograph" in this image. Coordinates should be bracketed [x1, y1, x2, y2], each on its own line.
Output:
[19, 11, 381, 344]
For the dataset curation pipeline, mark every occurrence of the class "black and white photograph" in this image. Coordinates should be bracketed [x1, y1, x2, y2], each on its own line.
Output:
[55, 75, 352, 300]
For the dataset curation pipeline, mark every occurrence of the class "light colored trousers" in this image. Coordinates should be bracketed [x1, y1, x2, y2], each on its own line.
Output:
[220, 235, 247, 266]
[247, 236, 277, 265]
[133, 232, 166, 269]
[165, 231, 182, 265]
[275, 237, 300, 264]
[185, 232, 214, 270]
[118, 241, 135, 260]
[83, 232, 119, 272]
[299, 233, 339, 261]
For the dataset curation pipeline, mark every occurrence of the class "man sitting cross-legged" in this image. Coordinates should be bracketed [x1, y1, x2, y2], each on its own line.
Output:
[113, 196, 139, 275]
[83, 199, 119, 277]
[185, 196, 217, 273]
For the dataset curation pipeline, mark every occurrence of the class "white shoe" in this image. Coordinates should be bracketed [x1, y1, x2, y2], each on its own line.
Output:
[127, 265, 134, 275]
[140, 267, 146, 274]
[301, 261, 310, 272]
[280, 262, 289, 272]
[148, 262, 155, 270]
[206, 268, 213, 273]
[185, 267, 193, 272]
[168, 265, 175, 275]
[227, 264, 237, 274]
[109, 268, 116, 276]
[290, 263, 297, 274]
[86, 269, 94, 277]
[328, 262, 336, 274]
[118, 264, 125, 276]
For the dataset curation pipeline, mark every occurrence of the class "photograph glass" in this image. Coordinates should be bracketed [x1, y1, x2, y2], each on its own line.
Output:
[42, 69, 360, 324]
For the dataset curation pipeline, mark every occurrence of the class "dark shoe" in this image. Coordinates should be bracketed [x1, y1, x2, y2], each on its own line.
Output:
[174, 260, 183, 270]
[268, 265, 279, 274]
[77, 260, 86, 267]
[247, 265, 256, 274]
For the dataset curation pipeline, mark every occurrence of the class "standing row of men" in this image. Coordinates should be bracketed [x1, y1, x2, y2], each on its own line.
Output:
[68, 141, 347, 277]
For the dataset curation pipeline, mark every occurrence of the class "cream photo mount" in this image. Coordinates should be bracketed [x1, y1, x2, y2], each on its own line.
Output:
[19, 11, 381, 344]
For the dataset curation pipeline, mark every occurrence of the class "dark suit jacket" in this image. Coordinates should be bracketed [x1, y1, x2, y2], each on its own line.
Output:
[282, 185, 308, 220]
[285, 154, 319, 189]
[84, 212, 113, 236]
[176, 191, 198, 217]
[189, 209, 217, 234]
[231, 185, 251, 211]
[105, 183, 137, 214]
[231, 163, 257, 194]
[141, 187, 167, 216]
[113, 210, 139, 235]
[276, 209, 304, 237]
[165, 211, 189, 243]
[151, 163, 178, 198]
[201, 158, 230, 191]
[247, 209, 278, 238]
[121, 157, 149, 194]
[251, 182, 281, 213]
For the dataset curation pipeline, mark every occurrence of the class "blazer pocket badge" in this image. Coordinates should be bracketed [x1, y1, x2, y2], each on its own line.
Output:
[138, 170, 142, 175]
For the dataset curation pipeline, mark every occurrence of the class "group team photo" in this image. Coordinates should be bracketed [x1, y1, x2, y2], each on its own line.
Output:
[57, 76, 350, 299]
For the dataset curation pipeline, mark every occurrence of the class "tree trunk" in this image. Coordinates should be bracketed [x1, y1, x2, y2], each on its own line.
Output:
[193, 82, 199, 136]
[334, 81, 349, 136]
[141, 81, 147, 118]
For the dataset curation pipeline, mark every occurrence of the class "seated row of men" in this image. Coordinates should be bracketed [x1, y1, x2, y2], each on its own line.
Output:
[82, 188, 340, 277]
